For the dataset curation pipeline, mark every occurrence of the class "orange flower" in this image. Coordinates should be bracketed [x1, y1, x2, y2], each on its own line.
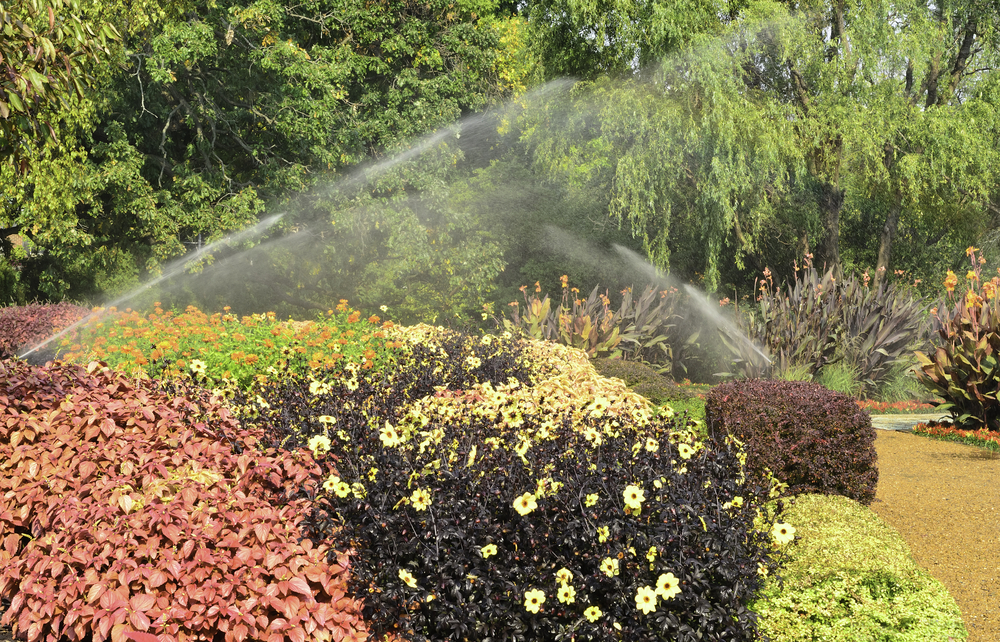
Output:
[966, 246, 980, 257]
[944, 270, 958, 292]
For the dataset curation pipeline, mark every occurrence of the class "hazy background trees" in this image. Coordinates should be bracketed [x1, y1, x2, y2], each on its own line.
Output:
[1, 0, 998, 321]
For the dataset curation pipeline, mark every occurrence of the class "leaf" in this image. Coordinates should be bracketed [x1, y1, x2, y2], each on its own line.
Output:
[125, 633, 160, 642]
[287, 577, 312, 597]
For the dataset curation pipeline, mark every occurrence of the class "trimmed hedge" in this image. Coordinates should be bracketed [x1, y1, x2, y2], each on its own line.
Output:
[704, 379, 878, 506]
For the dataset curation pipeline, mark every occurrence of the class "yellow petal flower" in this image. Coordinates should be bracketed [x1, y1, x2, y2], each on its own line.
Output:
[523, 588, 545, 613]
[656, 572, 681, 600]
[513, 492, 538, 516]
[584, 606, 602, 622]
[772, 522, 796, 545]
[635, 586, 658, 614]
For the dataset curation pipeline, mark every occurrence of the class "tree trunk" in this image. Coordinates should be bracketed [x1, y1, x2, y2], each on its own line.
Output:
[875, 190, 903, 286]
[818, 181, 844, 280]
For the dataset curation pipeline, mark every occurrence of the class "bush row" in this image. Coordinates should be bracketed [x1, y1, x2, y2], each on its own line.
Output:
[236, 331, 790, 642]
[0, 302, 91, 360]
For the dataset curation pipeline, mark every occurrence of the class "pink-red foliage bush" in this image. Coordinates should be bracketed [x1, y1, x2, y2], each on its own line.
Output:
[0, 302, 91, 359]
[0, 360, 367, 642]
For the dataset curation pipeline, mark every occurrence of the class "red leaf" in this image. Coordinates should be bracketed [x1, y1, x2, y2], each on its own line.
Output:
[130, 594, 156, 612]
[145, 570, 168, 589]
[287, 578, 312, 598]
[288, 627, 306, 642]
[126, 632, 160, 642]
[88, 584, 107, 605]
[98, 616, 113, 640]
[254, 523, 269, 544]
[231, 624, 248, 642]
[128, 610, 151, 632]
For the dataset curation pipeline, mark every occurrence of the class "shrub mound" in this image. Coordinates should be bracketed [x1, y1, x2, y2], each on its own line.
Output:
[590, 358, 692, 405]
[751, 494, 967, 641]
[0, 360, 367, 642]
[704, 379, 878, 506]
[0, 302, 91, 360]
[240, 331, 788, 642]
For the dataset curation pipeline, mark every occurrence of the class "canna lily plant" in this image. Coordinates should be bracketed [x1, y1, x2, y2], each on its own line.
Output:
[915, 247, 1000, 430]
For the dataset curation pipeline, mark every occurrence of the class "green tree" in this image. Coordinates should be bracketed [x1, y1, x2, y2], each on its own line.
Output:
[517, 0, 1000, 291]
[0, 0, 532, 305]
[0, 0, 118, 169]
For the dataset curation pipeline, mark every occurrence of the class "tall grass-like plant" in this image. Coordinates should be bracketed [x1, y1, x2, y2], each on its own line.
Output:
[505, 278, 702, 374]
[915, 247, 1000, 430]
[728, 259, 929, 397]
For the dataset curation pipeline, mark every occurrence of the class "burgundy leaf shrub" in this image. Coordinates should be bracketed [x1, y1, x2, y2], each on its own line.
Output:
[704, 379, 878, 506]
[0, 360, 367, 642]
[0, 302, 91, 359]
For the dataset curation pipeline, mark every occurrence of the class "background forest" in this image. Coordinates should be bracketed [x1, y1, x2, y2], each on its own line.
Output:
[2, 0, 999, 326]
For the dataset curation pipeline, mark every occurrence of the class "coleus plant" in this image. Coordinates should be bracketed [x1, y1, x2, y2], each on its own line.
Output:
[0, 360, 368, 642]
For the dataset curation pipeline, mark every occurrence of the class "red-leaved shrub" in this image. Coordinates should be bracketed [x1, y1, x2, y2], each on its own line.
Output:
[0, 302, 91, 359]
[0, 360, 367, 642]
[705, 379, 878, 506]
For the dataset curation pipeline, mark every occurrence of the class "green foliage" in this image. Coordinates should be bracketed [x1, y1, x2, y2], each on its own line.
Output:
[53, 301, 399, 390]
[751, 494, 968, 642]
[705, 380, 879, 506]
[505, 281, 623, 357]
[590, 357, 692, 405]
[239, 331, 787, 642]
[915, 249, 1000, 430]
[0, 0, 119, 168]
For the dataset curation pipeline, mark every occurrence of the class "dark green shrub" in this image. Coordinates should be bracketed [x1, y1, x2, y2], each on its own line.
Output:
[238, 333, 789, 642]
[591, 357, 692, 404]
[704, 379, 878, 506]
[0, 302, 90, 360]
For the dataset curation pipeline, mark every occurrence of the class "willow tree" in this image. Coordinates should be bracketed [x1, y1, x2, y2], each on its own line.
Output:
[519, 0, 1000, 290]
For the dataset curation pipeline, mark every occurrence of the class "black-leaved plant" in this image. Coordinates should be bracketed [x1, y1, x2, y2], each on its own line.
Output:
[237, 329, 787, 642]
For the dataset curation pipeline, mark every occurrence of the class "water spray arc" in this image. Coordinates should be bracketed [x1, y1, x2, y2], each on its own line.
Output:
[16, 213, 286, 361]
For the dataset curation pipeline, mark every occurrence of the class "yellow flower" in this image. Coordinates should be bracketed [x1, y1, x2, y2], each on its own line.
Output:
[513, 492, 538, 516]
[481, 543, 498, 559]
[646, 546, 657, 563]
[772, 522, 796, 545]
[323, 474, 340, 492]
[723, 496, 744, 510]
[351, 482, 366, 499]
[967, 246, 980, 257]
[966, 289, 983, 309]
[398, 569, 418, 588]
[623, 485, 645, 510]
[584, 606, 602, 622]
[556, 568, 573, 584]
[584, 493, 599, 507]
[307, 434, 332, 457]
[967, 270, 979, 281]
[645, 437, 659, 452]
[599, 557, 619, 577]
[411, 488, 432, 511]
[318, 415, 337, 425]
[515, 439, 531, 457]
[557, 583, 575, 604]
[582, 427, 603, 445]
[677, 443, 695, 459]
[656, 572, 681, 600]
[944, 270, 958, 292]
[635, 586, 658, 614]
[524, 588, 546, 613]
[380, 422, 404, 448]
[309, 379, 332, 395]
[189, 360, 207, 375]
[334, 481, 351, 498]
[597, 526, 609, 543]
